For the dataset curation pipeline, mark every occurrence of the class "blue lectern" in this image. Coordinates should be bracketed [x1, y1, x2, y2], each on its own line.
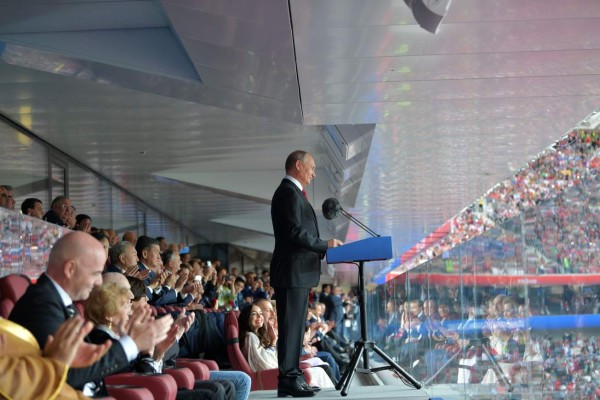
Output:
[326, 236, 393, 264]
[326, 236, 421, 396]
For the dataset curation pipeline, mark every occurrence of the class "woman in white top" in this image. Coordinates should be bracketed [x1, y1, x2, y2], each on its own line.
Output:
[238, 304, 334, 389]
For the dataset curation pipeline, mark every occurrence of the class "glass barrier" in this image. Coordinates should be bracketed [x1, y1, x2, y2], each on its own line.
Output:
[0, 207, 70, 279]
[363, 151, 600, 399]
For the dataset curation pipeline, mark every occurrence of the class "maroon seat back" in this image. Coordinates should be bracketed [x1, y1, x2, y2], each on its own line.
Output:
[105, 373, 177, 400]
[106, 385, 154, 400]
[225, 311, 254, 376]
[163, 367, 195, 390]
[0, 274, 31, 317]
[176, 360, 211, 381]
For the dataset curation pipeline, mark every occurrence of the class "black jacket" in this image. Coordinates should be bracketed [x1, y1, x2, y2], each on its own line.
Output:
[270, 179, 327, 289]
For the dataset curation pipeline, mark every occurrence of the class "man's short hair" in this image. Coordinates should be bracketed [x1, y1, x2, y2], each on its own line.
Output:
[109, 240, 134, 265]
[51, 195, 69, 208]
[284, 150, 308, 172]
[161, 249, 177, 265]
[21, 198, 42, 214]
[135, 235, 159, 255]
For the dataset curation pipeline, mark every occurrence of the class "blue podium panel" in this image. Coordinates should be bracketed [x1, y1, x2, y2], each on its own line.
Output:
[326, 236, 393, 264]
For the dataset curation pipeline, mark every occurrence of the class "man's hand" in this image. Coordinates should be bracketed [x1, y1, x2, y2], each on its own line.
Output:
[174, 274, 188, 292]
[174, 310, 194, 340]
[165, 272, 178, 289]
[124, 265, 150, 281]
[44, 316, 112, 367]
[126, 306, 172, 352]
[71, 341, 112, 368]
[327, 239, 343, 248]
[153, 324, 179, 362]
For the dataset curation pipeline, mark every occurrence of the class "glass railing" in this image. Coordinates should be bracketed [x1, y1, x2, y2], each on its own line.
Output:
[362, 170, 600, 399]
[0, 207, 70, 279]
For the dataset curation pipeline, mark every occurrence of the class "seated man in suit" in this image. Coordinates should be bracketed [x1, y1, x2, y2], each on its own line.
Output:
[106, 240, 148, 280]
[9, 231, 171, 396]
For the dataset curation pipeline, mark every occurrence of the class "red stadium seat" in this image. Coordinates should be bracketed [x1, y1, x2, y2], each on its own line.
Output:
[175, 359, 211, 381]
[0, 274, 31, 317]
[163, 367, 195, 390]
[105, 373, 177, 400]
[106, 385, 154, 400]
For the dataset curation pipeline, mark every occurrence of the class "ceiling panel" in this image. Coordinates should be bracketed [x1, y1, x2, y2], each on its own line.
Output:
[1, 0, 599, 282]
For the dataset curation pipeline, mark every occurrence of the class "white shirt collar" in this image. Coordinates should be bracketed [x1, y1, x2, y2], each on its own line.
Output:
[285, 175, 303, 191]
[45, 273, 73, 307]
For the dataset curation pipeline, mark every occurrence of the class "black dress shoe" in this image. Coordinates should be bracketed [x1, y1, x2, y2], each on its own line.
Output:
[277, 384, 317, 397]
[299, 382, 321, 392]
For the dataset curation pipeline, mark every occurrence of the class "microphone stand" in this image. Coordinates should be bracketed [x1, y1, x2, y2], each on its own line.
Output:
[340, 209, 380, 238]
[333, 207, 421, 396]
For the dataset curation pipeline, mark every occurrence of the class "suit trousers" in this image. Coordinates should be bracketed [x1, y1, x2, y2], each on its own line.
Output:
[275, 287, 310, 385]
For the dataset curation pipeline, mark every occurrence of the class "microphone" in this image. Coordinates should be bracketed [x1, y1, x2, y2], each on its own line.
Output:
[322, 198, 342, 220]
[321, 198, 380, 237]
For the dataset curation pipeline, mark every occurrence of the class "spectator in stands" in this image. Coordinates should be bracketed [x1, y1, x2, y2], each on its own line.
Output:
[319, 284, 331, 305]
[324, 285, 345, 336]
[0, 184, 15, 210]
[308, 303, 350, 368]
[106, 240, 146, 279]
[9, 231, 170, 395]
[43, 196, 75, 228]
[238, 304, 334, 391]
[375, 298, 400, 343]
[0, 185, 8, 208]
[0, 315, 111, 400]
[161, 249, 196, 307]
[180, 247, 192, 264]
[74, 214, 92, 233]
[202, 263, 219, 308]
[122, 231, 137, 245]
[102, 229, 119, 246]
[234, 276, 250, 310]
[241, 272, 256, 300]
[156, 236, 168, 253]
[20, 197, 44, 219]
[91, 231, 110, 261]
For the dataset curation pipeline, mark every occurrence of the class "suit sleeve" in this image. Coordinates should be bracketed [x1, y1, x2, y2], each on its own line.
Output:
[273, 187, 327, 253]
[67, 336, 131, 389]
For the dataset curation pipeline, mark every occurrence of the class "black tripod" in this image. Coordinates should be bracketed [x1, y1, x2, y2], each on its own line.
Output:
[423, 338, 513, 391]
[335, 261, 422, 396]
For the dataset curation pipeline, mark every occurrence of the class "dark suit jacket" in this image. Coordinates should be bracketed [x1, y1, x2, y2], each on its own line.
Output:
[105, 264, 124, 273]
[270, 178, 327, 289]
[9, 273, 131, 389]
[325, 294, 344, 327]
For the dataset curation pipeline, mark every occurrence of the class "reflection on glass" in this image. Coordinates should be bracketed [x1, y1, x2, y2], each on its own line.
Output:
[68, 163, 112, 229]
[366, 128, 600, 398]
[51, 162, 66, 201]
[0, 207, 69, 278]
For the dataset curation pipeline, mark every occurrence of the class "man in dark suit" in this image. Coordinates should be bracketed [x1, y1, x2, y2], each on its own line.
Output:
[10, 231, 170, 395]
[270, 150, 343, 397]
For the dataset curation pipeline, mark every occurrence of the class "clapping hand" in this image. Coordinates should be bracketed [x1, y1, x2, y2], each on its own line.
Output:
[44, 316, 112, 368]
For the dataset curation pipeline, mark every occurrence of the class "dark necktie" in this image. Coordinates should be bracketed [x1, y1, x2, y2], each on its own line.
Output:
[65, 303, 78, 318]
[302, 189, 309, 201]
